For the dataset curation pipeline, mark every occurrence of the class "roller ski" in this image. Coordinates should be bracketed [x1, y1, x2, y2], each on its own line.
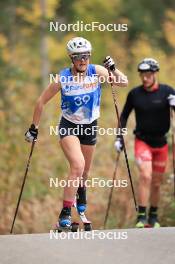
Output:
[54, 206, 92, 232]
[73, 203, 92, 231]
[54, 207, 79, 233]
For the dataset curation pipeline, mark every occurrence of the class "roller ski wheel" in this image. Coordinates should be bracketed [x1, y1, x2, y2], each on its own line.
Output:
[54, 222, 71, 233]
[144, 223, 160, 228]
[54, 222, 79, 233]
[144, 224, 152, 228]
[84, 222, 92, 231]
[78, 211, 92, 231]
[71, 222, 79, 232]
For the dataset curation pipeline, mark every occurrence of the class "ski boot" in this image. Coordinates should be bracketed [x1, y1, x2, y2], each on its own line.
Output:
[76, 187, 92, 231]
[148, 212, 160, 228]
[55, 207, 79, 232]
[135, 213, 147, 228]
[56, 207, 72, 231]
[76, 186, 87, 214]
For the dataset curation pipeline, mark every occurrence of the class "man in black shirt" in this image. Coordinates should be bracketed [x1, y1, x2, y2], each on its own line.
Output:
[115, 58, 175, 227]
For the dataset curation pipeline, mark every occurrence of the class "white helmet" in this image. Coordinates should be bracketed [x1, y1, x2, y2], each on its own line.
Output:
[138, 58, 160, 72]
[67, 37, 92, 55]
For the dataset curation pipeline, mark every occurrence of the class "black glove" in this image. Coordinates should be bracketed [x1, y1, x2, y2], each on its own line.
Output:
[103, 56, 116, 71]
[25, 124, 38, 142]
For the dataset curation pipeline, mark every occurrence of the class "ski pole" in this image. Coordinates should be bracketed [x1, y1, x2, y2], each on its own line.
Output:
[104, 152, 120, 228]
[10, 140, 36, 234]
[170, 107, 175, 197]
[108, 70, 137, 211]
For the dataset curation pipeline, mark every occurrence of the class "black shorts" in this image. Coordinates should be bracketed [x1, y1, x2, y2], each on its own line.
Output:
[58, 116, 97, 145]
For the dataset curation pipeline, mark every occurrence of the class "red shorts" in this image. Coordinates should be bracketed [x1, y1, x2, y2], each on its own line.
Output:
[135, 138, 168, 173]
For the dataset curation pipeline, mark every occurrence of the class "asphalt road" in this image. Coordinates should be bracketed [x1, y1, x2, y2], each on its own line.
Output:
[0, 227, 174, 264]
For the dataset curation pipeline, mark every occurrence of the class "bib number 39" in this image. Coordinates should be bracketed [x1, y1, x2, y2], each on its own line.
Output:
[74, 95, 90, 106]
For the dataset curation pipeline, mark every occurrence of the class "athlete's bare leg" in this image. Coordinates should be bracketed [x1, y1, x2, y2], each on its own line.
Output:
[137, 161, 152, 206]
[150, 172, 163, 207]
[81, 144, 96, 183]
[150, 160, 167, 207]
[60, 136, 85, 202]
